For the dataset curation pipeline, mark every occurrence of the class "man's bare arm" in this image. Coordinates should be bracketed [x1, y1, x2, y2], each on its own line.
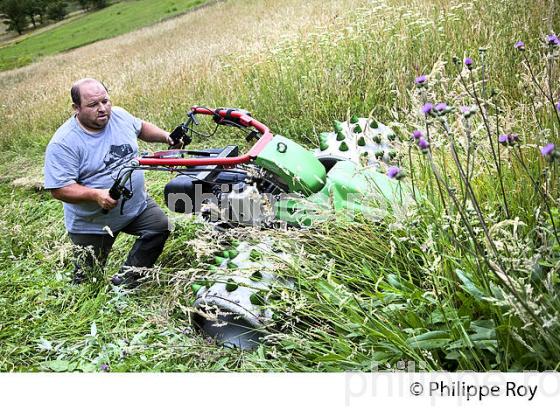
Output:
[51, 183, 118, 210]
[138, 121, 172, 144]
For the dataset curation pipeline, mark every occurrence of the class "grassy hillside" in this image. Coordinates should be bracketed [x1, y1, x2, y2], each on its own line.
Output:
[0, 0, 559, 372]
[0, 0, 208, 71]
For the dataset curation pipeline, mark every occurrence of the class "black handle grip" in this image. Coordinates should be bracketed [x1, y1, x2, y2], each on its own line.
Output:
[101, 182, 122, 214]
[169, 124, 192, 149]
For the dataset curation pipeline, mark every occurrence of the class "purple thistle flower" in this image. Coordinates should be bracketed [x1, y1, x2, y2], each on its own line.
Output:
[541, 143, 555, 157]
[514, 40, 525, 51]
[546, 34, 560, 47]
[435, 102, 448, 112]
[460, 105, 476, 118]
[499, 134, 519, 146]
[412, 129, 423, 139]
[387, 166, 401, 179]
[415, 75, 427, 85]
[464, 57, 473, 68]
[421, 103, 433, 115]
[556, 101, 560, 111]
[418, 137, 430, 151]
[100, 364, 110, 372]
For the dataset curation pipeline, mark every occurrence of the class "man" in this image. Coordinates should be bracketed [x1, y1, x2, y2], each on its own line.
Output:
[44, 78, 180, 288]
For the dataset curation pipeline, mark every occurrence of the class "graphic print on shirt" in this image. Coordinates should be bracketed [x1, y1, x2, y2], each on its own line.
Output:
[103, 144, 134, 169]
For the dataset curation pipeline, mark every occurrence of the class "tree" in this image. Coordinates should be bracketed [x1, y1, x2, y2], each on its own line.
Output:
[77, 0, 90, 11]
[22, 0, 48, 28]
[34, 0, 49, 25]
[46, 0, 67, 21]
[0, 0, 28, 35]
[90, 0, 108, 10]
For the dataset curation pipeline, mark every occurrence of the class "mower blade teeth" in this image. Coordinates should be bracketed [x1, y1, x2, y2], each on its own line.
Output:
[319, 132, 330, 151]
[225, 281, 239, 292]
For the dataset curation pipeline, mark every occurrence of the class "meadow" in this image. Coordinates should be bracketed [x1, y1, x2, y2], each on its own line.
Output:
[0, 0, 208, 71]
[0, 0, 559, 371]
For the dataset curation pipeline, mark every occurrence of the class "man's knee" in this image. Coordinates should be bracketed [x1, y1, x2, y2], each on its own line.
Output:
[154, 214, 172, 234]
[127, 199, 173, 234]
[138, 228, 170, 246]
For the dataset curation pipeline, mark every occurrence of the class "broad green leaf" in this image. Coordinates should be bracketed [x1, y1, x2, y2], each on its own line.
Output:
[77, 362, 97, 373]
[470, 320, 496, 341]
[407, 330, 451, 349]
[445, 350, 463, 361]
[42, 360, 70, 372]
[456, 269, 485, 301]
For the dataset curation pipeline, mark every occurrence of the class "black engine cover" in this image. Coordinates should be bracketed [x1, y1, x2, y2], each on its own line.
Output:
[164, 146, 246, 213]
[164, 169, 246, 213]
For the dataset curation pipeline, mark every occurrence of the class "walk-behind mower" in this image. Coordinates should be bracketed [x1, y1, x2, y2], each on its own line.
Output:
[110, 106, 411, 349]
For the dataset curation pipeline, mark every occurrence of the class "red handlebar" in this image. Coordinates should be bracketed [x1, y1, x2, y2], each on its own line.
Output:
[137, 107, 273, 167]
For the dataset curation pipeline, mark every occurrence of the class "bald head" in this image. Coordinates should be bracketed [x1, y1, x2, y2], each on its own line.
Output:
[71, 78, 112, 132]
[71, 78, 108, 107]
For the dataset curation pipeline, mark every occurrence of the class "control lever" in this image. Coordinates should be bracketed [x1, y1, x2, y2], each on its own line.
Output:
[102, 161, 138, 214]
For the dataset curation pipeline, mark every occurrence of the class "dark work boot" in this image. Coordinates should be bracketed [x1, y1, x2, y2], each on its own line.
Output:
[72, 266, 87, 285]
[72, 272, 86, 285]
[110, 267, 144, 289]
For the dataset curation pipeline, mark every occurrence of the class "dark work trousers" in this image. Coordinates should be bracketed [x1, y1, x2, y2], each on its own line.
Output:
[69, 197, 171, 279]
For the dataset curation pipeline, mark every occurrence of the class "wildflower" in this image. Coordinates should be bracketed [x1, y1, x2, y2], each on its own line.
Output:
[415, 75, 427, 87]
[387, 166, 405, 180]
[417, 137, 430, 152]
[459, 105, 476, 118]
[387, 166, 399, 178]
[100, 364, 110, 372]
[541, 143, 555, 158]
[435, 102, 448, 112]
[556, 101, 560, 111]
[421, 102, 433, 115]
[464, 57, 473, 68]
[546, 34, 560, 47]
[499, 133, 519, 146]
[412, 130, 423, 140]
[514, 40, 525, 51]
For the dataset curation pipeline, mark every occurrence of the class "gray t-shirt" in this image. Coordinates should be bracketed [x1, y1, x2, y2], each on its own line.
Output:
[44, 106, 147, 234]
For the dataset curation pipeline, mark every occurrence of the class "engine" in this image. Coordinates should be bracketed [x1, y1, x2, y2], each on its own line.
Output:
[164, 148, 287, 227]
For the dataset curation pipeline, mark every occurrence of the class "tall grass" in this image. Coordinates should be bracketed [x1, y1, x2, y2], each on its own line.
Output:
[0, 0, 559, 371]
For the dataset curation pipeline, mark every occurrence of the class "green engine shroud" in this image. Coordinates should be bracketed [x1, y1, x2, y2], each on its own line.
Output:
[254, 135, 327, 194]
[275, 160, 410, 226]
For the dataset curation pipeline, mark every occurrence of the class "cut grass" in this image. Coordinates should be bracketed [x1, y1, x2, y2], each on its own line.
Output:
[0, 0, 208, 71]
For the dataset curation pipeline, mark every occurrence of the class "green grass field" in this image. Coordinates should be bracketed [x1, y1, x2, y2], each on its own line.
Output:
[0, 0, 559, 372]
[0, 0, 207, 71]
